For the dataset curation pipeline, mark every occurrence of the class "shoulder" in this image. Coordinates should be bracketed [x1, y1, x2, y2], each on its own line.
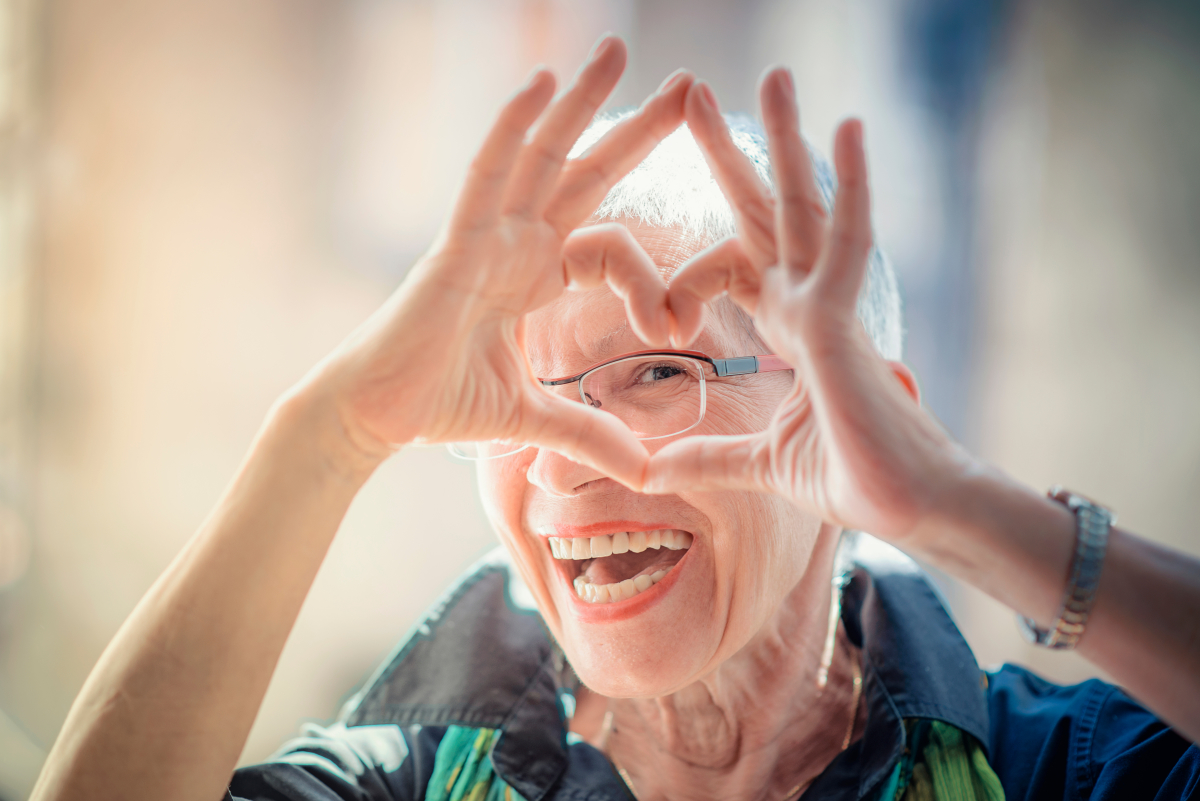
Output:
[228, 722, 447, 801]
[229, 548, 573, 801]
[986, 664, 1200, 800]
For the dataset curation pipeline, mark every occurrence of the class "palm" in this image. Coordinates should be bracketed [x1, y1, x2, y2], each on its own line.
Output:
[321, 42, 694, 489]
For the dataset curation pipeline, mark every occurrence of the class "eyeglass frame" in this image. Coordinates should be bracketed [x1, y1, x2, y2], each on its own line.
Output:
[448, 349, 792, 459]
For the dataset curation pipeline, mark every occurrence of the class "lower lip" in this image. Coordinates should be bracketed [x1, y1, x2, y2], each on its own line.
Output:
[564, 546, 692, 623]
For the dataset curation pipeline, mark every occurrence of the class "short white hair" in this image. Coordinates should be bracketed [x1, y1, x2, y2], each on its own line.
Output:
[570, 112, 904, 361]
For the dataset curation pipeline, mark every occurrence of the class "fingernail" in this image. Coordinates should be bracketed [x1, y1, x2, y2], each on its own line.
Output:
[521, 65, 549, 90]
[781, 68, 795, 96]
[590, 33, 617, 59]
[698, 81, 719, 110]
[658, 68, 690, 94]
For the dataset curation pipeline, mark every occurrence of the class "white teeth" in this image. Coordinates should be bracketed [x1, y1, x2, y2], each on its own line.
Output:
[664, 531, 693, 550]
[571, 538, 589, 560]
[547, 530, 693, 561]
[611, 531, 630, 554]
[628, 531, 647, 553]
[570, 566, 674, 604]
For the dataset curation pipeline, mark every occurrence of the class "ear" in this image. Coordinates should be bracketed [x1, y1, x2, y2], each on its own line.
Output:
[886, 361, 921, 404]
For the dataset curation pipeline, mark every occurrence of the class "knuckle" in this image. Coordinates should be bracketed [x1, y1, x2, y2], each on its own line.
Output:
[467, 154, 507, 185]
[741, 194, 776, 223]
[831, 224, 871, 256]
[742, 214, 778, 255]
[563, 157, 615, 190]
[526, 137, 567, 171]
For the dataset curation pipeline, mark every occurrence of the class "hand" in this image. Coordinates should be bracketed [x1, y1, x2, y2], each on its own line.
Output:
[304, 37, 692, 489]
[645, 71, 974, 543]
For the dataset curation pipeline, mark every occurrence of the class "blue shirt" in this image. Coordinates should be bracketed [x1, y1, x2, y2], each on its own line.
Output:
[227, 541, 1199, 800]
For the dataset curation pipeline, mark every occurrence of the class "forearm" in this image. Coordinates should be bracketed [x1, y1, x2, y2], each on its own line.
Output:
[910, 465, 1200, 742]
[31, 386, 385, 801]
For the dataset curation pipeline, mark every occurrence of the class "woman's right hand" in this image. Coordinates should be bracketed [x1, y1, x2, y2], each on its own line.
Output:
[304, 37, 691, 489]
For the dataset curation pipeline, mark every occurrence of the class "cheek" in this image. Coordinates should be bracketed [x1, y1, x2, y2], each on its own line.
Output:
[701, 385, 776, 435]
[705, 493, 821, 645]
[474, 455, 528, 527]
[474, 455, 562, 626]
[699, 370, 793, 436]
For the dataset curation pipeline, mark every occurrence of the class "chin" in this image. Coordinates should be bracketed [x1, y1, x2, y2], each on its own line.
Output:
[566, 639, 711, 698]
[535, 526, 726, 697]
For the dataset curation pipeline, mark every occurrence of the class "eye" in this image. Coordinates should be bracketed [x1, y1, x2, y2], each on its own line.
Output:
[633, 362, 687, 384]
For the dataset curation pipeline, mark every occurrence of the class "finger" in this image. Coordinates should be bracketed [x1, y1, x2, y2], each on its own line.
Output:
[562, 224, 671, 347]
[642, 432, 768, 495]
[759, 67, 827, 276]
[666, 237, 759, 347]
[501, 35, 626, 219]
[522, 392, 648, 491]
[815, 119, 873, 311]
[684, 81, 778, 268]
[545, 69, 693, 235]
[445, 68, 556, 236]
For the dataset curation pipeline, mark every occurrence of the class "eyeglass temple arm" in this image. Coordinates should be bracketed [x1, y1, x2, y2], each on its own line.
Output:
[712, 354, 791, 377]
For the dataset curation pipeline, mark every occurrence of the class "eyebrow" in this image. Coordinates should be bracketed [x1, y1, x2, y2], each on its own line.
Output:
[528, 318, 631, 376]
[589, 320, 629, 360]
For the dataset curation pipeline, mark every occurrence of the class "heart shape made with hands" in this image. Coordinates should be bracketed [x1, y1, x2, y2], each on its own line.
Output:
[344, 40, 945, 541]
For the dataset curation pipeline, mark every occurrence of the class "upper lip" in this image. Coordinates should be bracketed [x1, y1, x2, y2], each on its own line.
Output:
[537, 521, 685, 539]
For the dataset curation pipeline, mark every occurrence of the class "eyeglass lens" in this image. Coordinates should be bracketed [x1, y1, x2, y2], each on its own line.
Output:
[575, 356, 705, 440]
[448, 356, 707, 460]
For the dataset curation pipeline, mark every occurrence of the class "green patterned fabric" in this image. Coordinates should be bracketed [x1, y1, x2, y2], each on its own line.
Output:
[877, 720, 1005, 801]
[426, 726, 527, 801]
[430, 720, 1001, 801]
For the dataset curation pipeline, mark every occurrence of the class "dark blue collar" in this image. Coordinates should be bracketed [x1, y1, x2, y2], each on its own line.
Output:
[342, 541, 989, 801]
[804, 538, 989, 799]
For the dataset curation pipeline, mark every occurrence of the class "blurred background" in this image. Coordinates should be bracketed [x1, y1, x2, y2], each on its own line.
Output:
[1, 0, 1198, 795]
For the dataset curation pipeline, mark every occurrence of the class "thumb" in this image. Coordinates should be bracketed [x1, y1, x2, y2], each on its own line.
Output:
[643, 432, 769, 495]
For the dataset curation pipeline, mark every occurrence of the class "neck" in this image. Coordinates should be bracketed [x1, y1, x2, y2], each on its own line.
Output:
[572, 537, 865, 801]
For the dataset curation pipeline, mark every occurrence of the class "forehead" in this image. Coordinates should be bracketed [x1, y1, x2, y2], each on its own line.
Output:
[525, 222, 748, 375]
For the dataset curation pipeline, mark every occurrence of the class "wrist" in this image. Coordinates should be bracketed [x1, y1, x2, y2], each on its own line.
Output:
[267, 377, 394, 489]
[906, 464, 1076, 623]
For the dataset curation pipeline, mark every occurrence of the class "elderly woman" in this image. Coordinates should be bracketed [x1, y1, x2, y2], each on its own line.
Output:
[30, 36, 1200, 801]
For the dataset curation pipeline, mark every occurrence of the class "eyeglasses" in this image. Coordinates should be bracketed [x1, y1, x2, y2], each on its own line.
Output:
[448, 349, 791, 460]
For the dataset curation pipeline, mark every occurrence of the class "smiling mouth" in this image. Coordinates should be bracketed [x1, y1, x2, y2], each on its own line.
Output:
[548, 529, 693, 604]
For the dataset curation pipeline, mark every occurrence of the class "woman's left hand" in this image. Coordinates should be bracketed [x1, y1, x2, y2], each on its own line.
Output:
[646, 72, 1200, 744]
[644, 70, 974, 546]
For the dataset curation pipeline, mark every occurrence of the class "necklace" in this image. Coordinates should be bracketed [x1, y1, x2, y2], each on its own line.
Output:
[778, 652, 863, 801]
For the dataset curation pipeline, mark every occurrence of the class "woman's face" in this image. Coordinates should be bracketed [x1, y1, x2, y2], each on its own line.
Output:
[475, 225, 825, 698]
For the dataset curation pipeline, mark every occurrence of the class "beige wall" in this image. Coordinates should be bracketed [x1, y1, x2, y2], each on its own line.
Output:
[967, 1, 1200, 682]
[1, 0, 1197, 796]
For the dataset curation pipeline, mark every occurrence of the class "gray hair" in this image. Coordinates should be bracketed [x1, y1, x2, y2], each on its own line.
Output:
[570, 112, 903, 361]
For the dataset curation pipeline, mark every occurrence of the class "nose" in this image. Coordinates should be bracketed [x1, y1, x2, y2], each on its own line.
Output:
[525, 445, 618, 497]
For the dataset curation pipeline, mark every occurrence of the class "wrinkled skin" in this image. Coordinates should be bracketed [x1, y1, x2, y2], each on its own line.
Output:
[31, 34, 1200, 801]
[475, 225, 820, 697]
